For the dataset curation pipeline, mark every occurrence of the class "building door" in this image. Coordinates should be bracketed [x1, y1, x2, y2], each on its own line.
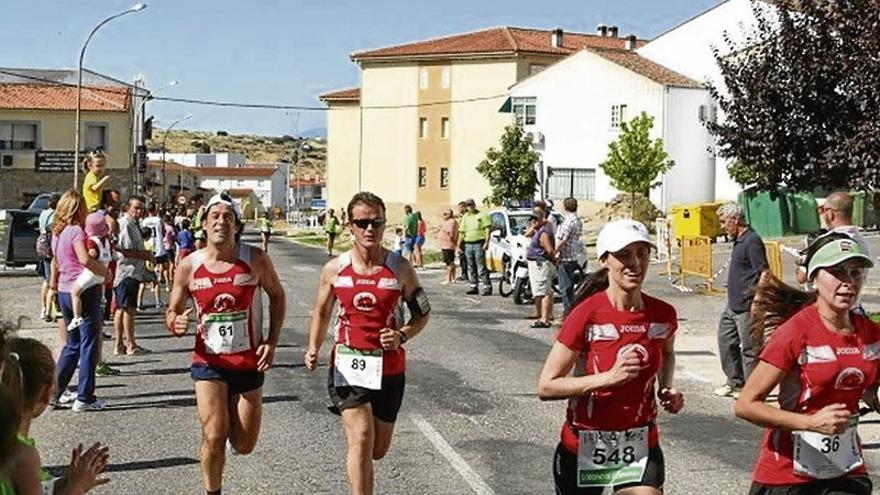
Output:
[547, 168, 595, 201]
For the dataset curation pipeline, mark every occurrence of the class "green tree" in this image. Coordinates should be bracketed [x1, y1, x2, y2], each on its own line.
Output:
[600, 112, 674, 214]
[477, 125, 540, 206]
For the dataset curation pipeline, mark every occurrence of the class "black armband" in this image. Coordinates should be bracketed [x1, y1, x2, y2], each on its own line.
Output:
[405, 287, 431, 317]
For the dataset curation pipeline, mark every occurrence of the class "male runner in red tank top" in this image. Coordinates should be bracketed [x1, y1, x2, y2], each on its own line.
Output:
[305, 192, 430, 495]
[165, 193, 286, 495]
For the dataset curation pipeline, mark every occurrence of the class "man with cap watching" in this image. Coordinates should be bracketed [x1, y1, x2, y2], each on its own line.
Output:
[525, 206, 556, 327]
[166, 192, 286, 495]
[460, 199, 492, 295]
[714, 202, 768, 398]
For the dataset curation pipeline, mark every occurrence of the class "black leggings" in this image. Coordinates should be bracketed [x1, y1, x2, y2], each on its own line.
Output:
[749, 476, 872, 495]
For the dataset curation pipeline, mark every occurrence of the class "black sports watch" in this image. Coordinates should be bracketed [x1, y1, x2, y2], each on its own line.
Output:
[396, 330, 408, 345]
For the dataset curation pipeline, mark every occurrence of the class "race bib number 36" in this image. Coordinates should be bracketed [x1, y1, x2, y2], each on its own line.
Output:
[334, 344, 383, 390]
[577, 426, 649, 487]
[793, 416, 863, 479]
[203, 311, 251, 355]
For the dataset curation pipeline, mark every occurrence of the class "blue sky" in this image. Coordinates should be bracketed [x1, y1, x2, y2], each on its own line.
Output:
[2, 0, 720, 136]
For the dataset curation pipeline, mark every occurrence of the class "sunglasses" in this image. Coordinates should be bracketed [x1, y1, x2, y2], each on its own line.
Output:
[351, 218, 386, 229]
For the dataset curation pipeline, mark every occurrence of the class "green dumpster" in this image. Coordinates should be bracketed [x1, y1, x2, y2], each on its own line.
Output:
[852, 192, 866, 227]
[738, 188, 790, 239]
[786, 192, 820, 234]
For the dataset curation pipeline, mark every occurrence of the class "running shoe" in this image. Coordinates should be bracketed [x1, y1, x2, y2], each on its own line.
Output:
[713, 384, 742, 398]
[57, 390, 77, 405]
[95, 363, 121, 376]
[66, 317, 84, 331]
[39, 308, 47, 321]
[466, 288, 479, 295]
[72, 398, 106, 413]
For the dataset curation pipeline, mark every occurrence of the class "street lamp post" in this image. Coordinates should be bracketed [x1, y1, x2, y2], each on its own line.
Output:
[293, 141, 311, 225]
[133, 80, 177, 192]
[161, 114, 192, 202]
[73, 2, 147, 188]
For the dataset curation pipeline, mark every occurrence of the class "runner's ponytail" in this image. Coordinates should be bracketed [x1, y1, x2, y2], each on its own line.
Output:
[565, 268, 610, 317]
[0, 383, 21, 467]
[749, 270, 816, 352]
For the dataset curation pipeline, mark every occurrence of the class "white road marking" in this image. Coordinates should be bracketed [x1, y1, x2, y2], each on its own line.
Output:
[410, 414, 496, 495]
[679, 370, 712, 384]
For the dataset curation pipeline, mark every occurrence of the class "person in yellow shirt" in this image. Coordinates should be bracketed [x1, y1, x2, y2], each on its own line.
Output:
[82, 151, 111, 212]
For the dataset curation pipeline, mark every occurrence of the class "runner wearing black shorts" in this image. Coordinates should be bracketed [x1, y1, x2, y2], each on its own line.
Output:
[306, 192, 430, 495]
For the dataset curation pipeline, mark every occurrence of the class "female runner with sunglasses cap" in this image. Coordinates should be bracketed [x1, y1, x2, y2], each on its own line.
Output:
[538, 219, 683, 495]
[305, 192, 431, 495]
[736, 233, 879, 495]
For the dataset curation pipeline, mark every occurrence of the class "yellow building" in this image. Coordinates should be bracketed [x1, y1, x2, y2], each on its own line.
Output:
[0, 68, 134, 208]
[320, 26, 643, 222]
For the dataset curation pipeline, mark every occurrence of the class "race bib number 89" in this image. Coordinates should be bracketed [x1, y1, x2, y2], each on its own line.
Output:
[334, 344, 383, 390]
[577, 426, 649, 487]
[203, 311, 251, 355]
[793, 416, 863, 479]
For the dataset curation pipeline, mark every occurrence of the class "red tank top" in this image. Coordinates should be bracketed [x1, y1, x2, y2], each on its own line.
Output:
[332, 251, 406, 376]
[188, 245, 264, 371]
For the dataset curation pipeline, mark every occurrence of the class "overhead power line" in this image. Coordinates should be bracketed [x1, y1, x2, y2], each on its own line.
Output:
[0, 68, 510, 112]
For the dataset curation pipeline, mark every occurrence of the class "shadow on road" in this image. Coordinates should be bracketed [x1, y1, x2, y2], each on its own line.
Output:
[46, 457, 199, 474]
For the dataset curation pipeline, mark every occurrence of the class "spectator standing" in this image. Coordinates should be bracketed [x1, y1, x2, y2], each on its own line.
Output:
[37, 193, 60, 322]
[392, 227, 405, 257]
[460, 199, 492, 296]
[438, 208, 459, 284]
[50, 190, 109, 411]
[456, 201, 469, 281]
[554, 197, 585, 314]
[525, 207, 556, 328]
[113, 196, 153, 356]
[403, 205, 418, 262]
[795, 191, 872, 286]
[190, 193, 207, 249]
[714, 202, 768, 398]
[99, 190, 121, 323]
[414, 211, 426, 268]
[176, 219, 196, 262]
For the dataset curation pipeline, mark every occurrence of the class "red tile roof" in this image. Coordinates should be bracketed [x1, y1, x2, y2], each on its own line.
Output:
[195, 166, 278, 178]
[290, 178, 325, 187]
[0, 84, 131, 112]
[589, 48, 702, 88]
[351, 27, 647, 61]
[319, 87, 360, 102]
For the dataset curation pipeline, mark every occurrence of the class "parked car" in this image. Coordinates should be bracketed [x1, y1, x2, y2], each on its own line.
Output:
[0, 208, 40, 267]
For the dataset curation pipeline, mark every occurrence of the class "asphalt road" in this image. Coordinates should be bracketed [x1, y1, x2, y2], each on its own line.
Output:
[21, 231, 880, 494]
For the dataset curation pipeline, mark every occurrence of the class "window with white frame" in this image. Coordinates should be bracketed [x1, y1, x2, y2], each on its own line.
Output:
[85, 123, 108, 150]
[419, 117, 428, 139]
[547, 168, 596, 201]
[512, 97, 537, 126]
[419, 68, 429, 89]
[441, 67, 450, 88]
[0, 122, 38, 150]
[610, 104, 628, 129]
[441, 117, 450, 139]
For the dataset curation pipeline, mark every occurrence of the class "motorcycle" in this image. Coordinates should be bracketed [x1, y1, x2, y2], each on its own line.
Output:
[497, 239, 532, 304]
[498, 239, 587, 305]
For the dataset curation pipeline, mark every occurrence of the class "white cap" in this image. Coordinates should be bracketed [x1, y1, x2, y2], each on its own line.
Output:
[205, 192, 241, 220]
[595, 219, 655, 259]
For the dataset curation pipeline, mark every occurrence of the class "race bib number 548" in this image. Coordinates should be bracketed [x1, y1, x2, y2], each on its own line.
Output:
[577, 426, 649, 487]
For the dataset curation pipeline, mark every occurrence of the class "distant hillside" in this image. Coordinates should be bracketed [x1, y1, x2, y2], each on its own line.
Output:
[147, 129, 326, 179]
[300, 127, 327, 139]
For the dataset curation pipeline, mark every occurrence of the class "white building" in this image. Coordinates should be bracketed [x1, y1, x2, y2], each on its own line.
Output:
[637, 0, 772, 201]
[509, 46, 714, 211]
[197, 166, 287, 212]
[146, 152, 247, 168]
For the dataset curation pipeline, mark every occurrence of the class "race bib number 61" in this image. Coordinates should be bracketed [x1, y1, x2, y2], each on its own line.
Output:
[203, 311, 251, 355]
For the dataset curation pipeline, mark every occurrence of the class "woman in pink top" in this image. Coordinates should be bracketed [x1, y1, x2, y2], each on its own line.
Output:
[50, 190, 110, 411]
[414, 212, 427, 268]
[438, 209, 459, 284]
